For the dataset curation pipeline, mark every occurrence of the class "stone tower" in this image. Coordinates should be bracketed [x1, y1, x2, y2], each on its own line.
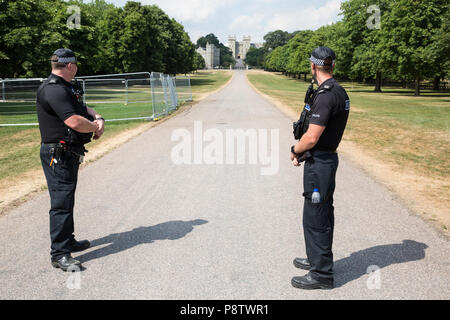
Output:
[228, 35, 238, 60]
[241, 35, 251, 60]
[228, 35, 253, 60]
[196, 42, 220, 69]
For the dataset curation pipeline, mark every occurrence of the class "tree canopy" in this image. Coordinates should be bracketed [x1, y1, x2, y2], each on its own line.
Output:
[0, 0, 198, 78]
[255, 0, 449, 95]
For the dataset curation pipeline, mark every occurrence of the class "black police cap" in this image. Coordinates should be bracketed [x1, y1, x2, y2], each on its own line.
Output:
[52, 48, 77, 63]
[310, 46, 335, 66]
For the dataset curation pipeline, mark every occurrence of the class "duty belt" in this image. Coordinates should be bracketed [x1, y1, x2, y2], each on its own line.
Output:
[310, 148, 337, 155]
[42, 143, 87, 156]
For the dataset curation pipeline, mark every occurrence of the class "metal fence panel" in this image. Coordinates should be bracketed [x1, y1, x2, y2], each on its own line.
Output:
[0, 71, 192, 126]
[1, 78, 44, 102]
[150, 72, 168, 119]
[174, 76, 193, 103]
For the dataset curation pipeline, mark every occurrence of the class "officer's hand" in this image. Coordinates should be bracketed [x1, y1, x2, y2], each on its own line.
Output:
[290, 152, 296, 162]
[93, 119, 105, 140]
[292, 157, 300, 167]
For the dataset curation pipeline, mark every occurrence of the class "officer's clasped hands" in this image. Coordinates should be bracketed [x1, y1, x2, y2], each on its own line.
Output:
[290, 151, 300, 167]
[93, 118, 104, 140]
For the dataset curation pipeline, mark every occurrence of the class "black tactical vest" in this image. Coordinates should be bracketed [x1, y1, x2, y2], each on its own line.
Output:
[40, 75, 94, 146]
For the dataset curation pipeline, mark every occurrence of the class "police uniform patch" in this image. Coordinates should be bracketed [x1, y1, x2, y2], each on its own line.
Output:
[345, 100, 350, 111]
[305, 104, 311, 111]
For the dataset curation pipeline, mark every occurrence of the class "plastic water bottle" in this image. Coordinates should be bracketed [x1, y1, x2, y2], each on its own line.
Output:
[311, 188, 321, 203]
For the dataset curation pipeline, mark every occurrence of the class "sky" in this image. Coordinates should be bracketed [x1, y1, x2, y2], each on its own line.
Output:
[105, 0, 344, 45]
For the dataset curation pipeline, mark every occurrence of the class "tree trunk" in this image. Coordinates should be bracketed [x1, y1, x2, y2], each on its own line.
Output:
[374, 71, 382, 92]
[414, 76, 420, 96]
[402, 80, 406, 88]
[433, 76, 440, 91]
[304, 73, 307, 81]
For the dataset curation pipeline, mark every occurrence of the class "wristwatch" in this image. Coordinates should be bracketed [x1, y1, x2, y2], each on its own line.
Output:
[96, 117, 105, 122]
[291, 145, 298, 155]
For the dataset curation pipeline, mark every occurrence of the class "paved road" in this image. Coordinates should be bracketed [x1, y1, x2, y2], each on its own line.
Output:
[0, 71, 449, 299]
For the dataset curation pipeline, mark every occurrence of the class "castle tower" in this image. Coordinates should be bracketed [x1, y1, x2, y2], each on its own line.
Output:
[228, 35, 238, 59]
[241, 35, 251, 60]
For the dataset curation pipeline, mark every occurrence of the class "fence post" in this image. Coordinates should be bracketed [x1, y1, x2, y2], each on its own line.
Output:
[1, 81, 5, 101]
[188, 75, 192, 101]
[168, 76, 177, 110]
[161, 74, 169, 116]
[125, 79, 128, 105]
[172, 76, 178, 108]
[82, 80, 86, 105]
[150, 73, 156, 119]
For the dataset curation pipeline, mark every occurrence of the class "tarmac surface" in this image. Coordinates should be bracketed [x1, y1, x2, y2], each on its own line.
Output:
[0, 70, 449, 299]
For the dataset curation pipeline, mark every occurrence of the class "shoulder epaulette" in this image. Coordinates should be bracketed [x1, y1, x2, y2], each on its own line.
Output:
[317, 82, 334, 94]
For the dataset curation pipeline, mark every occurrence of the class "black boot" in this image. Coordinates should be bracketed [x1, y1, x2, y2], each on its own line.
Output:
[293, 258, 311, 270]
[291, 273, 333, 290]
[51, 255, 82, 272]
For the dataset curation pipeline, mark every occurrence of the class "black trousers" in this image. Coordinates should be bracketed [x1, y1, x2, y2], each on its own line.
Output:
[40, 144, 80, 260]
[302, 151, 338, 282]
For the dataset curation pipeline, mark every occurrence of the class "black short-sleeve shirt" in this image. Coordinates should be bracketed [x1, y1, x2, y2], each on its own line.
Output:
[36, 74, 79, 143]
[309, 78, 350, 151]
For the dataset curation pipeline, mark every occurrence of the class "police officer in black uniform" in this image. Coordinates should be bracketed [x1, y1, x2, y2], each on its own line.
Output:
[36, 48, 105, 271]
[290, 46, 350, 289]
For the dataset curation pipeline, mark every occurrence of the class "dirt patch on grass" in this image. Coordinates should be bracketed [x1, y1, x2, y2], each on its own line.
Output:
[247, 72, 450, 237]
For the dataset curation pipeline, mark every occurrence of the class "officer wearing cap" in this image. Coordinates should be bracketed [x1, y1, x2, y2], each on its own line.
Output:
[290, 46, 350, 289]
[36, 48, 105, 271]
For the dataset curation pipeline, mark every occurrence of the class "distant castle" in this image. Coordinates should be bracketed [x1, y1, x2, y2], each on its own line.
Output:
[196, 43, 220, 69]
[228, 35, 263, 60]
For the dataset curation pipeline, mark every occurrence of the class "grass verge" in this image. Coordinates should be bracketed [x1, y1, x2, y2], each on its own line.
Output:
[247, 70, 450, 235]
[0, 70, 232, 213]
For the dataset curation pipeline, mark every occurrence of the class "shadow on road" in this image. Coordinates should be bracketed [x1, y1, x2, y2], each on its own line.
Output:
[76, 219, 208, 264]
[333, 240, 428, 288]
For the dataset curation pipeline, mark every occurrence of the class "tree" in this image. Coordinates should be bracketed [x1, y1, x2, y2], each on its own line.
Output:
[423, 1, 450, 90]
[0, 0, 66, 77]
[163, 18, 195, 74]
[265, 46, 289, 72]
[192, 52, 205, 71]
[284, 30, 314, 78]
[263, 30, 293, 51]
[341, 0, 391, 91]
[245, 47, 265, 67]
[95, 5, 125, 74]
[0, 0, 196, 77]
[379, 0, 448, 96]
[196, 33, 220, 48]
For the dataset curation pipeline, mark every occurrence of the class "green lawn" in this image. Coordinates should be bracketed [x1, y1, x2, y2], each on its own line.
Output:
[0, 70, 232, 181]
[247, 71, 450, 178]
[189, 70, 232, 100]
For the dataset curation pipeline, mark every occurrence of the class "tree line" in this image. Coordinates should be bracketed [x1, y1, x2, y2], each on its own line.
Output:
[245, 0, 449, 96]
[0, 0, 199, 78]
